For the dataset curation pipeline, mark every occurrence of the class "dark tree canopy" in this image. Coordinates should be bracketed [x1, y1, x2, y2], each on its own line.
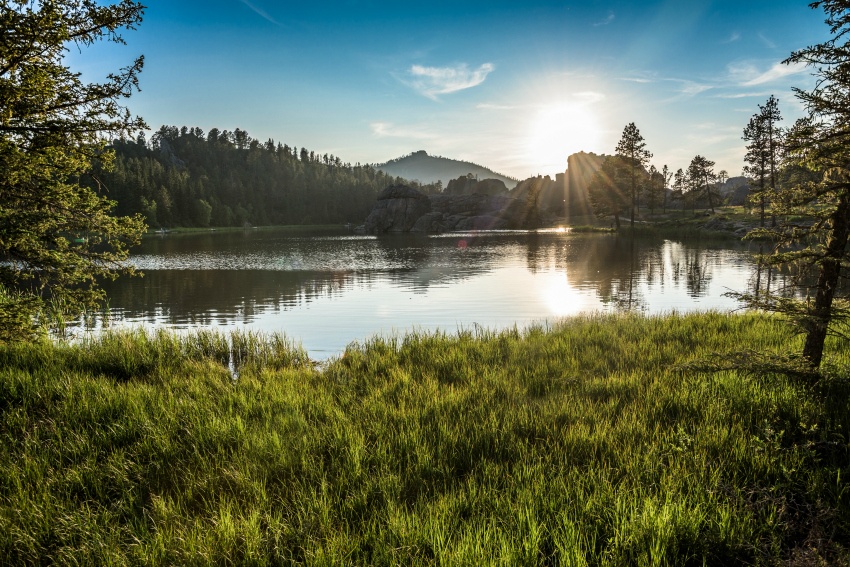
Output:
[736, 0, 850, 370]
[686, 155, 718, 214]
[97, 126, 438, 228]
[587, 156, 629, 230]
[0, 0, 147, 340]
[743, 95, 783, 227]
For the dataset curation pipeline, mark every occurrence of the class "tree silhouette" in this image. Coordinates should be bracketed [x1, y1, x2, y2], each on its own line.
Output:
[615, 123, 652, 230]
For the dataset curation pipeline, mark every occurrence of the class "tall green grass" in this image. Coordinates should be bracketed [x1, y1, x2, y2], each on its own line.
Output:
[0, 313, 848, 565]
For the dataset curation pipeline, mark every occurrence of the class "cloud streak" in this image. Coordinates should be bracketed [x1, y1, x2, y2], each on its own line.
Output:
[594, 11, 615, 26]
[237, 0, 280, 26]
[370, 122, 439, 140]
[741, 61, 808, 86]
[406, 63, 495, 100]
[722, 32, 741, 44]
[758, 33, 777, 49]
[665, 79, 713, 98]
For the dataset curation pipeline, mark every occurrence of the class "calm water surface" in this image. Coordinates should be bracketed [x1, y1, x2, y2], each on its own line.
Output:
[85, 228, 763, 359]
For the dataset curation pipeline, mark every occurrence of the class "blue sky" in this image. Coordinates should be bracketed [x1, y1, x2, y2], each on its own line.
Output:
[71, 0, 827, 180]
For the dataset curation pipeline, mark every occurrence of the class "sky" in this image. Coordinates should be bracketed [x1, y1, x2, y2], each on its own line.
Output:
[69, 0, 829, 181]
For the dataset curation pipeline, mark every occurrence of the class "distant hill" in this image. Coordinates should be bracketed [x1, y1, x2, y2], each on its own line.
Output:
[376, 150, 518, 189]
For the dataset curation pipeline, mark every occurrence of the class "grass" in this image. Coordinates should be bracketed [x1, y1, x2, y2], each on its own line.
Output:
[565, 206, 756, 239]
[0, 313, 849, 565]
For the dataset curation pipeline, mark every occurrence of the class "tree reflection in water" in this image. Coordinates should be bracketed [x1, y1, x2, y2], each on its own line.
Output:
[75, 228, 773, 356]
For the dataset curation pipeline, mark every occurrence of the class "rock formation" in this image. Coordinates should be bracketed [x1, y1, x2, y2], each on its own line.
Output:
[444, 175, 509, 197]
[357, 152, 610, 234]
[361, 185, 432, 234]
[358, 184, 551, 234]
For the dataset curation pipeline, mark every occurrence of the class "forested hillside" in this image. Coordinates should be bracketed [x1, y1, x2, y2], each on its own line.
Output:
[377, 150, 518, 189]
[95, 126, 439, 228]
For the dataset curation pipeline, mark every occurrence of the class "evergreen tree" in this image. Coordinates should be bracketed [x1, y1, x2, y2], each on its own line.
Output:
[615, 123, 652, 229]
[672, 168, 686, 210]
[743, 96, 783, 226]
[736, 0, 850, 370]
[644, 164, 665, 214]
[588, 156, 629, 230]
[687, 155, 718, 213]
[0, 0, 147, 340]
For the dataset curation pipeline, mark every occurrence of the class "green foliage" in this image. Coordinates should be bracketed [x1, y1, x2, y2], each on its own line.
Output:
[615, 122, 652, 228]
[97, 125, 441, 228]
[0, 313, 848, 564]
[736, 0, 850, 369]
[587, 156, 629, 229]
[643, 164, 665, 214]
[0, 0, 148, 341]
[743, 96, 783, 227]
[686, 155, 719, 213]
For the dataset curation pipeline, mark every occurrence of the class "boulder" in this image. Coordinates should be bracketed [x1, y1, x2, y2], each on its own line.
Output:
[444, 175, 478, 195]
[411, 212, 446, 233]
[473, 179, 508, 196]
[363, 185, 432, 233]
[444, 175, 508, 197]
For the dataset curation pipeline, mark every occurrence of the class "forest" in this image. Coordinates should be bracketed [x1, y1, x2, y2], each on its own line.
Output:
[94, 125, 440, 229]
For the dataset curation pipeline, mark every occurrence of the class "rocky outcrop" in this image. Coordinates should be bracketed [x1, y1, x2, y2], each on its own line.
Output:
[359, 184, 555, 234]
[444, 175, 477, 196]
[444, 175, 509, 197]
[475, 178, 509, 196]
[362, 185, 431, 233]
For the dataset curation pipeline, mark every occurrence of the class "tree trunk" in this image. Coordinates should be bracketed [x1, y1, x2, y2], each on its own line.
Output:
[803, 192, 850, 368]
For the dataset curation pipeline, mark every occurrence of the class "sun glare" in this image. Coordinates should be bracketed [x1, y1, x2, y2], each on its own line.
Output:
[524, 102, 602, 175]
[541, 272, 588, 317]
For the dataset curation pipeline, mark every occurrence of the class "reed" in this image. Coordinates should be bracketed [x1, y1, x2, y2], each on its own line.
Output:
[0, 312, 847, 565]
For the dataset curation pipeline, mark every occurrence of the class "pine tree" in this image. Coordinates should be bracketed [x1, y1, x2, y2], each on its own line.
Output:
[687, 155, 717, 213]
[615, 123, 652, 229]
[736, 0, 850, 370]
[0, 0, 147, 340]
[588, 156, 629, 230]
[743, 96, 783, 226]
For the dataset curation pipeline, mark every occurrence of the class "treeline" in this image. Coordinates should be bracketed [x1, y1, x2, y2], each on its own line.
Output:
[587, 100, 823, 229]
[94, 125, 440, 228]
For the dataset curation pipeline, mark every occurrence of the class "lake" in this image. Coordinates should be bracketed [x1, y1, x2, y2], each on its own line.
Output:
[82, 227, 765, 359]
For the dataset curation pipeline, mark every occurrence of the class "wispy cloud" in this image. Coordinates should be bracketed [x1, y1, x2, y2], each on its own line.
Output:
[674, 79, 714, 97]
[477, 103, 518, 111]
[405, 63, 495, 100]
[722, 32, 741, 44]
[594, 10, 615, 26]
[620, 76, 654, 84]
[715, 91, 775, 99]
[758, 33, 777, 49]
[370, 122, 439, 140]
[237, 0, 280, 25]
[740, 61, 807, 86]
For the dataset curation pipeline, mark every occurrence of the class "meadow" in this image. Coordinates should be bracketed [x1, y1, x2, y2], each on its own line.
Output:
[0, 312, 848, 565]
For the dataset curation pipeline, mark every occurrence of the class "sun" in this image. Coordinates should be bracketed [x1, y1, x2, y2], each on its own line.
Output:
[524, 102, 603, 175]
